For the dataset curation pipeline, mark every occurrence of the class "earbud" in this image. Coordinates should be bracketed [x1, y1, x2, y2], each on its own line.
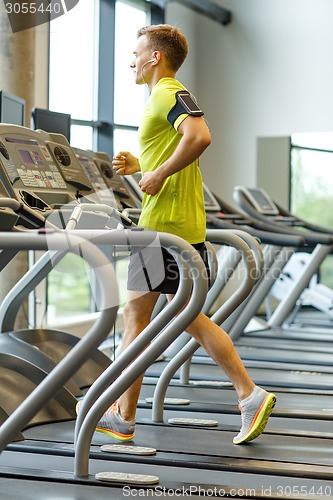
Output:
[141, 58, 156, 84]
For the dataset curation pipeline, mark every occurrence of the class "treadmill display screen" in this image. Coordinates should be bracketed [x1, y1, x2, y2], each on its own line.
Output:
[18, 149, 44, 166]
[236, 186, 279, 216]
[1, 135, 67, 189]
[242, 187, 279, 215]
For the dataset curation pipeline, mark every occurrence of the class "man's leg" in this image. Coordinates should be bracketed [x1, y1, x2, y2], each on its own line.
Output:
[185, 311, 254, 400]
[77, 290, 161, 441]
[117, 290, 160, 421]
[184, 310, 276, 444]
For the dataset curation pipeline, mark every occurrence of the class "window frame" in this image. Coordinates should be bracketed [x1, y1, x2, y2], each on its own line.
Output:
[43, 0, 164, 327]
[96, 0, 164, 156]
[67, 0, 164, 157]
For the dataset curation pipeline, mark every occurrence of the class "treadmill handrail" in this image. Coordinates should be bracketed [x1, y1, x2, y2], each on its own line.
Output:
[0, 230, 119, 451]
[226, 245, 295, 339]
[0, 203, 134, 333]
[74, 231, 209, 478]
[151, 228, 261, 422]
[73, 235, 195, 445]
[272, 199, 333, 235]
[208, 192, 307, 246]
[207, 213, 306, 247]
[66, 203, 134, 229]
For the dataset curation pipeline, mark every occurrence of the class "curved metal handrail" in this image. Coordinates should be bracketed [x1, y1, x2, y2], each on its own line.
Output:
[74, 233, 194, 444]
[151, 229, 261, 422]
[0, 203, 132, 333]
[74, 231, 208, 478]
[178, 228, 264, 383]
[0, 231, 119, 451]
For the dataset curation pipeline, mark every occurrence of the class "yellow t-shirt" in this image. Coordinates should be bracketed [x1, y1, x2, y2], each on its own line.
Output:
[138, 78, 206, 244]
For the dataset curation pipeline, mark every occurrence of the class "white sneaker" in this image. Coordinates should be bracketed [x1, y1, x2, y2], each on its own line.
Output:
[233, 386, 276, 445]
[76, 400, 135, 441]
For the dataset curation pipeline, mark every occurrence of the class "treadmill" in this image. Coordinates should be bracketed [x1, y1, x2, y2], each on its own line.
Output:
[119, 174, 333, 436]
[0, 125, 123, 397]
[130, 227, 333, 447]
[0, 226, 253, 494]
[0, 127, 251, 493]
[2, 285, 333, 496]
[1, 231, 333, 495]
[3, 237, 332, 488]
[233, 185, 333, 337]
[0, 130, 332, 494]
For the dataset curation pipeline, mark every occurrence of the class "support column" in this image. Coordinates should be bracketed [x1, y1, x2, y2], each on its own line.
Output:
[0, 9, 35, 127]
[0, 10, 36, 330]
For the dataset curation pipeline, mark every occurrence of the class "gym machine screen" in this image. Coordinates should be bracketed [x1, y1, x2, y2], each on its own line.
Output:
[93, 153, 141, 211]
[237, 186, 279, 215]
[0, 90, 25, 126]
[31, 108, 71, 143]
[202, 183, 221, 212]
[0, 125, 92, 214]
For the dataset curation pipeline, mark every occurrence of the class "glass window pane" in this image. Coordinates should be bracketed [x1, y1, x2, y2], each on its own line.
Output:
[113, 128, 140, 157]
[46, 255, 93, 324]
[49, 0, 98, 120]
[291, 146, 333, 288]
[114, 1, 147, 126]
[70, 125, 94, 150]
[291, 148, 333, 226]
[292, 132, 333, 150]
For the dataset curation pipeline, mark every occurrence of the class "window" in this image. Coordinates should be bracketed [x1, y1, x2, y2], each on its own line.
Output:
[46, 0, 150, 325]
[290, 132, 333, 288]
[113, 0, 147, 157]
[46, 254, 93, 322]
[49, 0, 98, 150]
[114, 1, 147, 126]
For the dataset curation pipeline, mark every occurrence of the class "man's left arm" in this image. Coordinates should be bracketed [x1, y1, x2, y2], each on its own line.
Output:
[138, 116, 211, 195]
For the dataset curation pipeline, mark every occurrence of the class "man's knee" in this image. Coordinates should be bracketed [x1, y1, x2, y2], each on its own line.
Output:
[124, 301, 143, 322]
[123, 294, 157, 324]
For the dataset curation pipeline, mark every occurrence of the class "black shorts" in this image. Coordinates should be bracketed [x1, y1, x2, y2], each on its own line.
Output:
[127, 242, 210, 295]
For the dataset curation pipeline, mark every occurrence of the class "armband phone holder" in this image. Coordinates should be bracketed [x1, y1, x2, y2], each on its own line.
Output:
[176, 91, 204, 116]
[167, 91, 204, 127]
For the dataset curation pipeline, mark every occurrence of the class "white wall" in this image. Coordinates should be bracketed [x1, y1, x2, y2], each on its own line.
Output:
[168, 0, 333, 205]
[165, 3, 200, 96]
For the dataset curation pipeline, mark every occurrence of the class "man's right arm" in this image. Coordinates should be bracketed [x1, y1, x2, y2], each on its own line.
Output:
[112, 151, 141, 176]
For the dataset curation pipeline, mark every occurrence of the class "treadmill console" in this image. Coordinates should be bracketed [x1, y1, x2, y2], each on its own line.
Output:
[235, 186, 279, 215]
[202, 184, 222, 213]
[124, 172, 142, 202]
[94, 154, 141, 211]
[72, 147, 118, 209]
[0, 124, 95, 225]
[46, 133, 92, 192]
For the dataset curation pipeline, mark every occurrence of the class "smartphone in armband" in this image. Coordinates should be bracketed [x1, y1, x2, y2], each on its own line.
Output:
[176, 91, 204, 116]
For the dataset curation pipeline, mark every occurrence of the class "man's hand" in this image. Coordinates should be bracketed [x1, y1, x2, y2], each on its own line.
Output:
[112, 151, 140, 176]
[139, 171, 164, 195]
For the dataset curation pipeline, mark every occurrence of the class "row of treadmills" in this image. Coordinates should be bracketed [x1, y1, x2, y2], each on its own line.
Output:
[0, 124, 332, 498]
